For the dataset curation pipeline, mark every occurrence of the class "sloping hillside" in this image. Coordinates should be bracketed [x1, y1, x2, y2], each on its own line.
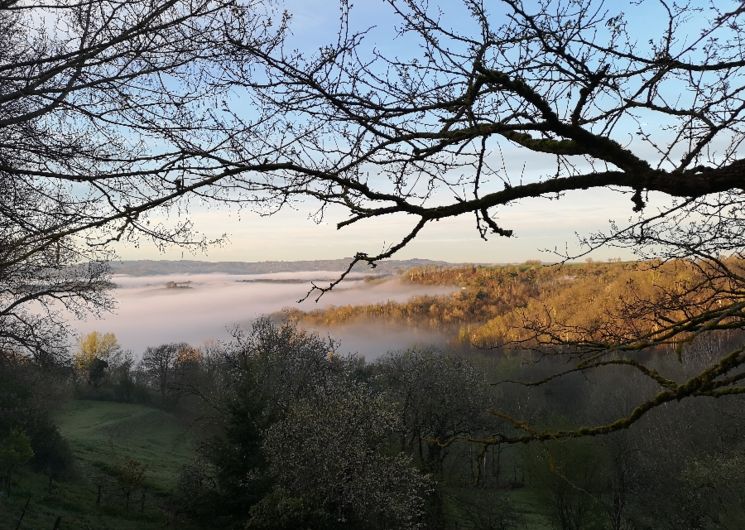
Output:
[1, 401, 194, 530]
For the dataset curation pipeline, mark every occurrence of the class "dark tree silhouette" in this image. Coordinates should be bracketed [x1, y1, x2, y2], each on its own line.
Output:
[140, 342, 191, 399]
[221, 0, 745, 283]
[4, 0, 745, 439]
[217, 0, 745, 441]
[0, 0, 284, 359]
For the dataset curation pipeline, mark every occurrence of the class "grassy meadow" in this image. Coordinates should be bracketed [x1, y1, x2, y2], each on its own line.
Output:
[0, 400, 195, 530]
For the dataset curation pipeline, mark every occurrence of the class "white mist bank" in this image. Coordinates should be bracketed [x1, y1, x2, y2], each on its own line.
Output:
[72, 272, 455, 357]
[304, 323, 448, 361]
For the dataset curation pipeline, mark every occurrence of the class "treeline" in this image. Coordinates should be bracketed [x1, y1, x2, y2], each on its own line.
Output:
[287, 259, 744, 349]
[3, 318, 745, 528]
[70, 331, 205, 410]
[284, 262, 548, 332]
[71, 321, 745, 529]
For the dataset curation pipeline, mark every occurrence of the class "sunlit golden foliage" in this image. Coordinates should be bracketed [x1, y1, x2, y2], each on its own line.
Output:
[473, 258, 744, 349]
[74, 331, 120, 371]
[175, 345, 202, 367]
[289, 259, 745, 351]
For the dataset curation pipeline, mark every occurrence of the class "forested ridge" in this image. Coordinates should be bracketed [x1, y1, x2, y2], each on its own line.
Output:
[289, 259, 744, 350]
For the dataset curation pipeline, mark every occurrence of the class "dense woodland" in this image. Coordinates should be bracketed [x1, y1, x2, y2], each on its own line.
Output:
[2, 263, 745, 528]
[289, 259, 745, 349]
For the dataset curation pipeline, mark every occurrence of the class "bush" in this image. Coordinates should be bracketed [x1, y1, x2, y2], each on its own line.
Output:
[29, 423, 75, 487]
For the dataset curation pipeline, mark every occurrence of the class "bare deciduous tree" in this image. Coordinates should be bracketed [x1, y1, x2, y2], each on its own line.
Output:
[140, 343, 179, 398]
[216, 0, 745, 440]
[0, 0, 284, 360]
[5, 0, 745, 440]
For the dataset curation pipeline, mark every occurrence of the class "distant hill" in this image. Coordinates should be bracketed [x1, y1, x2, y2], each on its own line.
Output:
[110, 258, 455, 276]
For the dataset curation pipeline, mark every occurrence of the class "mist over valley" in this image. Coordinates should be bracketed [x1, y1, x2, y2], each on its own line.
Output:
[4, 1, 744, 527]
[72, 265, 457, 357]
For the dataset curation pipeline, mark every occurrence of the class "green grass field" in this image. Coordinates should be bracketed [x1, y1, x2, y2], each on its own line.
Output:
[0, 400, 196, 530]
[57, 400, 195, 491]
[1, 399, 553, 529]
[441, 485, 553, 529]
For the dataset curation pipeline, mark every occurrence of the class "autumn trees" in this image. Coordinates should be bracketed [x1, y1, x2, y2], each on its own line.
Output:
[75, 332, 122, 370]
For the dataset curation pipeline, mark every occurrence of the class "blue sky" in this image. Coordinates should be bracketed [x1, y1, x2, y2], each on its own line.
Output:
[115, 0, 715, 264]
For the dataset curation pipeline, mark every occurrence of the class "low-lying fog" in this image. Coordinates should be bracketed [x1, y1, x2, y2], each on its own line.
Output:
[73, 272, 455, 359]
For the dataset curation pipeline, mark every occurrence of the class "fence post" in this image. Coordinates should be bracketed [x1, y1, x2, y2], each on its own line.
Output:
[140, 491, 146, 513]
[14, 497, 30, 530]
[52, 515, 61, 530]
[96, 485, 101, 506]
